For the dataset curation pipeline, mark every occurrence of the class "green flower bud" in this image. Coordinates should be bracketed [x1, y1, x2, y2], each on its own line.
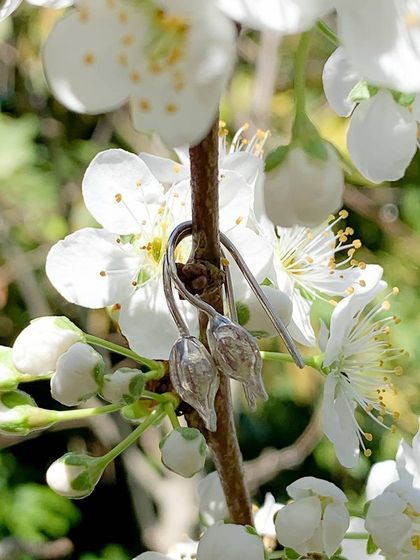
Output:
[160, 427, 206, 478]
[100, 368, 145, 405]
[0, 347, 21, 390]
[46, 452, 104, 499]
[120, 400, 154, 424]
[0, 391, 58, 435]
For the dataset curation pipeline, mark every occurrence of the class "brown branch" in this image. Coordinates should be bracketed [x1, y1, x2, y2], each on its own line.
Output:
[0, 537, 73, 560]
[187, 120, 253, 525]
[245, 412, 322, 493]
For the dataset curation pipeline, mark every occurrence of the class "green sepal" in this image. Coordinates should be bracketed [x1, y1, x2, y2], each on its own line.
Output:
[128, 374, 145, 400]
[265, 145, 289, 172]
[284, 548, 300, 559]
[1, 390, 36, 408]
[0, 347, 21, 390]
[120, 400, 151, 423]
[392, 91, 416, 107]
[348, 81, 377, 104]
[52, 316, 85, 339]
[292, 114, 328, 161]
[367, 534, 379, 555]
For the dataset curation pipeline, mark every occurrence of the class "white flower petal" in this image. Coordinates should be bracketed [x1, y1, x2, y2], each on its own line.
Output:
[254, 493, 283, 538]
[82, 149, 163, 234]
[119, 277, 198, 360]
[275, 496, 322, 554]
[347, 91, 417, 183]
[134, 554, 172, 560]
[324, 264, 385, 367]
[321, 375, 360, 468]
[222, 152, 263, 186]
[322, 502, 350, 557]
[336, 0, 420, 93]
[28, 0, 73, 6]
[139, 153, 189, 185]
[43, 7, 133, 114]
[0, 0, 22, 19]
[217, 0, 334, 33]
[197, 524, 265, 560]
[322, 47, 360, 118]
[46, 228, 139, 308]
[287, 477, 347, 503]
[366, 460, 399, 501]
[287, 291, 316, 347]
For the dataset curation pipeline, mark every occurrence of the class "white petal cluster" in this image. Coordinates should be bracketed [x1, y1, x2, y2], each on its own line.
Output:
[197, 524, 265, 560]
[42, 0, 236, 147]
[323, 48, 418, 183]
[160, 427, 206, 478]
[51, 342, 104, 406]
[198, 471, 229, 526]
[320, 265, 402, 467]
[275, 476, 350, 557]
[100, 367, 145, 405]
[46, 148, 257, 359]
[12, 316, 84, 376]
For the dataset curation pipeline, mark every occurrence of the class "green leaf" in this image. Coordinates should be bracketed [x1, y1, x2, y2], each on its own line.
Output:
[265, 145, 289, 172]
[236, 301, 250, 326]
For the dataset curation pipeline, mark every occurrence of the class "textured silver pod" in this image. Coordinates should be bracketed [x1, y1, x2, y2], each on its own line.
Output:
[207, 313, 268, 407]
[169, 336, 219, 432]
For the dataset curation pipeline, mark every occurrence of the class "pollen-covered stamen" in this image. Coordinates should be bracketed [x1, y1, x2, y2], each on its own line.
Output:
[219, 122, 271, 159]
[274, 212, 361, 303]
[333, 288, 404, 444]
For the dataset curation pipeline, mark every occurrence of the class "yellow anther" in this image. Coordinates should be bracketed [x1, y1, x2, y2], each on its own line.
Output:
[346, 286, 355, 295]
[353, 239, 362, 249]
[235, 216, 244, 225]
[393, 411, 401, 420]
[118, 10, 128, 23]
[339, 209, 349, 219]
[382, 300, 391, 310]
[115, 193, 123, 203]
[130, 70, 141, 83]
[139, 99, 151, 112]
[358, 261, 367, 270]
[306, 256, 314, 264]
[347, 248, 356, 257]
[364, 449, 372, 458]
[394, 366, 403, 376]
[99, 270, 107, 277]
[366, 404, 374, 412]
[121, 34, 134, 46]
[83, 52, 95, 65]
[165, 103, 178, 114]
[393, 287, 400, 295]
[364, 432, 373, 442]
[359, 280, 366, 287]
[221, 257, 230, 267]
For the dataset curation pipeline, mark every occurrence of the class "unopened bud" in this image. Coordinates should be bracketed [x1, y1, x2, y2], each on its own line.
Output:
[169, 336, 219, 432]
[0, 391, 58, 435]
[0, 347, 21, 390]
[51, 343, 104, 406]
[197, 524, 265, 560]
[207, 314, 267, 405]
[13, 316, 84, 376]
[46, 452, 104, 499]
[160, 427, 206, 478]
[100, 368, 145, 404]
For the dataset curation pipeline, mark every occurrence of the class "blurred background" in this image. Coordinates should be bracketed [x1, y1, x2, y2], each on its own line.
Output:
[0, 6, 417, 559]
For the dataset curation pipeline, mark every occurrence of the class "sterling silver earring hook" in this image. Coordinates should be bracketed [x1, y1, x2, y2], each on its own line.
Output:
[162, 257, 190, 338]
[165, 221, 305, 369]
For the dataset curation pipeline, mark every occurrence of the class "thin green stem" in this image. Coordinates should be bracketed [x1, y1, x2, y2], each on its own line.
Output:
[100, 406, 166, 466]
[55, 402, 122, 422]
[165, 403, 181, 429]
[316, 20, 340, 47]
[260, 351, 324, 371]
[18, 373, 53, 383]
[142, 390, 179, 407]
[85, 334, 163, 374]
[345, 532, 369, 540]
[293, 31, 312, 124]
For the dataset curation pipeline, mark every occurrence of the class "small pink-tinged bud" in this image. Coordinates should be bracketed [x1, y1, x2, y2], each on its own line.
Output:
[207, 313, 267, 406]
[169, 336, 219, 432]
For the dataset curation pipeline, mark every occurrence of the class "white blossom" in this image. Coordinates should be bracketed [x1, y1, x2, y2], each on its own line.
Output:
[216, 0, 334, 34]
[341, 518, 384, 560]
[166, 541, 198, 560]
[366, 460, 399, 501]
[274, 476, 349, 557]
[263, 145, 344, 229]
[197, 524, 265, 560]
[365, 480, 420, 559]
[0, 347, 22, 390]
[46, 148, 254, 359]
[42, 0, 236, 147]
[323, 47, 418, 183]
[51, 342, 104, 406]
[160, 428, 206, 478]
[240, 211, 365, 346]
[321, 265, 403, 468]
[197, 471, 228, 526]
[12, 316, 84, 376]
[335, 0, 420, 93]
